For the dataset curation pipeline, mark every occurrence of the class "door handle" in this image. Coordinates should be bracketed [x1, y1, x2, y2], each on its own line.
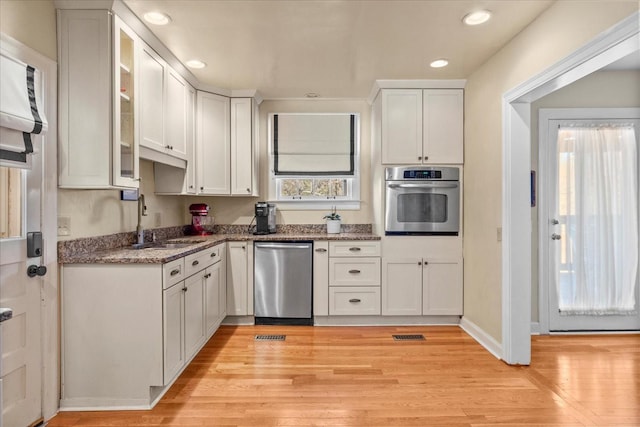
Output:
[27, 265, 47, 277]
[551, 233, 562, 240]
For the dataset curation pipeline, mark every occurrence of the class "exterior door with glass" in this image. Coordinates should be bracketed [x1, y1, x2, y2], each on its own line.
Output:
[546, 117, 640, 331]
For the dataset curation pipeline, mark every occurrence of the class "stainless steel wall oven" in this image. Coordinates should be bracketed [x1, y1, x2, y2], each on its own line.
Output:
[385, 166, 460, 235]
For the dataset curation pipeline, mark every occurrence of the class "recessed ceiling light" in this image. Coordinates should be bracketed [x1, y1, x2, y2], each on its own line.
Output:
[430, 59, 449, 68]
[463, 10, 492, 26]
[143, 11, 171, 26]
[186, 60, 206, 69]
[305, 92, 320, 98]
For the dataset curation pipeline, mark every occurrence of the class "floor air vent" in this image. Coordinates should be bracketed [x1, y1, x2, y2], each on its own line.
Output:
[392, 334, 425, 341]
[255, 334, 286, 341]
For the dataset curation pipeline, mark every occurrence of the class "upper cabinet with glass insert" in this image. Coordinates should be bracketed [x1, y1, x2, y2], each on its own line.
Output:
[58, 10, 140, 188]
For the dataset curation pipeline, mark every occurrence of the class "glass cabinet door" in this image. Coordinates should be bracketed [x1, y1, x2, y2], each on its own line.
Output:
[113, 17, 139, 188]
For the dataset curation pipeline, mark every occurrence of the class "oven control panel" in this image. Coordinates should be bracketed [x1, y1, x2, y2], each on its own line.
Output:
[403, 170, 442, 179]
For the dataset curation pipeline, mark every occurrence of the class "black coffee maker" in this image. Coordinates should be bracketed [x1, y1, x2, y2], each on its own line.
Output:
[254, 202, 276, 235]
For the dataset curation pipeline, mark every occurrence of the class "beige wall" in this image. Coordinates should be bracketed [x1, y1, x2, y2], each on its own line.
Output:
[58, 160, 185, 240]
[530, 70, 640, 322]
[182, 98, 373, 226]
[0, 0, 57, 60]
[463, 1, 639, 343]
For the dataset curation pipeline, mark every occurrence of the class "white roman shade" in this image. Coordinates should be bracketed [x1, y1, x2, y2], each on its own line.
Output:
[274, 114, 355, 175]
[0, 53, 48, 165]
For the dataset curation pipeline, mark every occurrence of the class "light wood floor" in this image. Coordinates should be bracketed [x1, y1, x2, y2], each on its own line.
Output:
[47, 326, 640, 426]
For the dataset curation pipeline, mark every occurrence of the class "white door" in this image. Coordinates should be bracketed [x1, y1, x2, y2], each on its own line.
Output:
[0, 37, 56, 426]
[547, 118, 640, 331]
[0, 166, 43, 427]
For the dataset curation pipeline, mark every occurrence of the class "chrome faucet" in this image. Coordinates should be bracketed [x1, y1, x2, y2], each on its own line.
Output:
[137, 194, 147, 245]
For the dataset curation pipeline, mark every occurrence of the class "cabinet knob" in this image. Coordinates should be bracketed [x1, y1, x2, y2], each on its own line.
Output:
[204, 273, 211, 279]
[418, 156, 422, 160]
[424, 156, 429, 160]
[348, 298, 361, 303]
[418, 262, 422, 266]
[182, 286, 188, 292]
[246, 188, 251, 193]
[189, 185, 194, 189]
[424, 261, 429, 266]
[200, 186, 204, 191]
[211, 252, 217, 257]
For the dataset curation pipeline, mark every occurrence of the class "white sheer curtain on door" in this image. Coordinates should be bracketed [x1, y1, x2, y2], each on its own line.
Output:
[557, 125, 638, 315]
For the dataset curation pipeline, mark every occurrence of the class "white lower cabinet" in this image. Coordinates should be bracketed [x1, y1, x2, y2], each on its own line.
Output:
[381, 259, 423, 316]
[163, 280, 185, 383]
[382, 258, 463, 316]
[226, 241, 254, 316]
[327, 241, 381, 316]
[329, 287, 381, 316]
[60, 242, 226, 410]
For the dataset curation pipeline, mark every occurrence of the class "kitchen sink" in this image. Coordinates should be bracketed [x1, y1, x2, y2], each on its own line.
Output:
[130, 242, 197, 250]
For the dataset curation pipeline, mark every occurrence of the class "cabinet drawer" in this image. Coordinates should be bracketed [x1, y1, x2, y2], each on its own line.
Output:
[329, 287, 381, 315]
[329, 241, 380, 257]
[329, 257, 380, 287]
[184, 246, 220, 277]
[163, 258, 185, 289]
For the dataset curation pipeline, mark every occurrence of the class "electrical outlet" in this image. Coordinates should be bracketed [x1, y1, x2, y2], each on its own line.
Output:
[58, 216, 71, 236]
[154, 212, 162, 227]
[497, 227, 502, 242]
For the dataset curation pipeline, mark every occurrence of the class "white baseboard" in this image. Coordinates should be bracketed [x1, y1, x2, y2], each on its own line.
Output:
[459, 317, 503, 360]
[530, 322, 541, 335]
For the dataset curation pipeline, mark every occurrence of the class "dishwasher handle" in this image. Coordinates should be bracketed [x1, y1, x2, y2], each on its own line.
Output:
[255, 243, 311, 250]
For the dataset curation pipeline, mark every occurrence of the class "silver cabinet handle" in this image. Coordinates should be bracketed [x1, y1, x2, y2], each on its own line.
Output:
[170, 268, 180, 276]
[315, 248, 327, 253]
[348, 269, 361, 274]
[551, 233, 562, 240]
[349, 298, 361, 303]
[192, 260, 199, 266]
[349, 247, 361, 252]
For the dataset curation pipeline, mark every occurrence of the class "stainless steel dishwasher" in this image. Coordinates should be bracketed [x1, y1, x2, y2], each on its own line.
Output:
[254, 241, 313, 325]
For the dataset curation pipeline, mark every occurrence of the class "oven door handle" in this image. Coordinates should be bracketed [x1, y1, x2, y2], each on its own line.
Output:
[387, 183, 458, 189]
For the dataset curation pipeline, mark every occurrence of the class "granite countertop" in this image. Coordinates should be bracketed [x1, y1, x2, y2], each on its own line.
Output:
[59, 229, 380, 265]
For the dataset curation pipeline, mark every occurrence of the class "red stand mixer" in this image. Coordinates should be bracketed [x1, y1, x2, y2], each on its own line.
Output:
[188, 203, 214, 235]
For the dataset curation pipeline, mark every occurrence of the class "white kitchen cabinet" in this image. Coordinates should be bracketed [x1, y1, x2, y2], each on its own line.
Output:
[422, 259, 463, 315]
[163, 280, 185, 383]
[381, 89, 463, 165]
[382, 257, 463, 316]
[139, 43, 165, 153]
[139, 41, 190, 163]
[327, 241, 381, 316]
[58, 10, 140, 188]
[226, 241, 254, 316]
[60, 244, 227, 410]
[197, 91, 231, 194]
[153, 85, 196, 195]
[313, 241, 329, 316]
[205, 244, 226, 336]
[381, 259, 423, 316]
[230, 98, 258, 195]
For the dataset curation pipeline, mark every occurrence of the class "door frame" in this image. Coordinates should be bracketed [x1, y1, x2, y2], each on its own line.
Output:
[0, 33, 58, 421]
[538, 108, 640, 333]
[501, 12, 639, 364]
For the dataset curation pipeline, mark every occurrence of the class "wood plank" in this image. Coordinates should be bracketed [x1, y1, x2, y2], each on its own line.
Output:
[47, 326, 640, 426]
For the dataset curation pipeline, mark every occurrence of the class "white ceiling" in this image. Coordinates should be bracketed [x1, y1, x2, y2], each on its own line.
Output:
[124, 0, 555, 99]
